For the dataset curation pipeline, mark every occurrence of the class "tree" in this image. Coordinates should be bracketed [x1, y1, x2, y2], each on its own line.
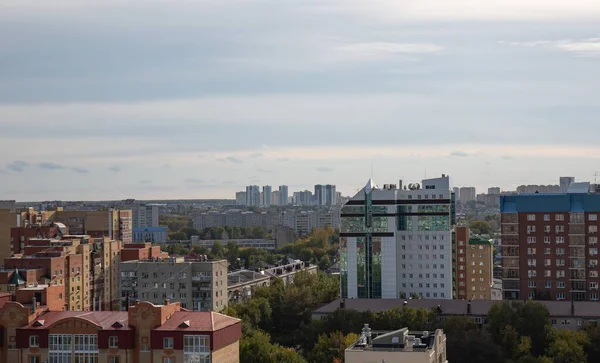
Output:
[310, 331, 359, 363]
[581, 322, 600, 363]
[226, 241, 240, 265]
[239, 329, 306, 363]
[210, 241, 224, 259]
[545, 329, 589, 363]
[168, 231, 187, 240]
[469, 220, 492, 235]
[318, 255, 331, 271]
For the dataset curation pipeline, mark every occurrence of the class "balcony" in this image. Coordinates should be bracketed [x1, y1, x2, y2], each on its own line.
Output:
[192, 275, 212, 282]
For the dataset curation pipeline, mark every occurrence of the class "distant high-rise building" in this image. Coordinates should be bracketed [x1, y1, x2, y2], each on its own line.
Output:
[314, 184, 324, 205]
[488, 187, 501, 195]
[278, 185, 289, 206]
[246, 185, 260, 207]
[262, 185, 272, 206]
[560, 177, 575, 193]
[293, 190, 313, 206]
[453, 187, 460, 200]
[459, 187, 476, 204]
[272, 190, 279, 206]
[325, 184, 337, 205]
[236, 191, 247, 205]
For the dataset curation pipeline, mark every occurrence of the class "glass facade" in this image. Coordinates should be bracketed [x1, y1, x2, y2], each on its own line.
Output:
[397, 205, 412, 231]
[418, 215, 450, 231]
[340, 237, 348, 298]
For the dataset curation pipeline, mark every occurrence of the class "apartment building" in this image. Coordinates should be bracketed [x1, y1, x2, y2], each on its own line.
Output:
[340, 176, 455, 300]
[345, 325, 447, 363]
[278, 185, 289, 206]
[120, 257, 228, 312]
[501, 190, 600, 301]
[0, 235, 121, 311]
[455, 226, 494, 300]
[50, 209, 133, 244]
[245, 185, 260, 207]
[132, 204, 160, 228]
[0, 299, 242, 363]
[0, 210, 19, 267]
[235, 191, 247, 206]
[10, 222, 67, 255]
[458, 187, 476, 204]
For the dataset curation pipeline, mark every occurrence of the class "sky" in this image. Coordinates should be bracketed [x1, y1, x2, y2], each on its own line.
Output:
[2, 0, 600, 201]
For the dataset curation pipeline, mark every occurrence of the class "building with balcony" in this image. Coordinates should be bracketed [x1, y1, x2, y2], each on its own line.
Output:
[49, 209, 133, 244]
[500, 190, 600, 301]
[345, 324, 447, 363]
[0, 299, 242, 363]
[119, 257, 228, 312]
[340, 176, 455, 300]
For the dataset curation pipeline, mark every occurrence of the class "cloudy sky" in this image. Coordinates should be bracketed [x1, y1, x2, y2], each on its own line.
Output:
[2, 0, 600, 201]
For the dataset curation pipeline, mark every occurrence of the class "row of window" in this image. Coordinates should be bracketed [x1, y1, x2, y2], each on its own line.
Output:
[401, 282, 446, 289]
[527, 214, 598, 221]
[526, 225, 598, 233]
[527, 281, 600, 289]
[402, 273, 446, 279]
[400, 254, 446, 260]
[526, 236, 599, 244]
[399, 234, 446, 241]
[400, 263, 446, 270]
[525, 269, 600, 278]
[401, 244, 446, 250]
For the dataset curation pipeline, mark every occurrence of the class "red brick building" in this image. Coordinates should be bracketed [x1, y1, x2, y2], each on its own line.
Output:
[0, 300, 241, 363]
[501, 193, 600, 301]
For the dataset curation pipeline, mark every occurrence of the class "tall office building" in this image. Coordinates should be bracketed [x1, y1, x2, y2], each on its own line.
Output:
[340, 175, 455, 299]
[262, 185, 272, 206]
[245, 185, 260, 207]
[458, 187, 476, 204]
[132, 204, 159, 228]
[560, 177, 575, 193]
[278, 185, 289, 206]
[235, 191, 247, 205]
[315, 185, 325, 205]
[500, 188, 600, 301]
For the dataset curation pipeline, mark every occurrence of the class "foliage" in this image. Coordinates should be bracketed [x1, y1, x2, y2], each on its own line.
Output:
[469, 220, 493, 235]
[543, 329, 589, 363]
[239, 329, 307, 363]
[310, 331, 359, 363]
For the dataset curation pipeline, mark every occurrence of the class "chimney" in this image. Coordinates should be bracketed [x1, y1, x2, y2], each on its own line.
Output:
[340, 299, 346, 309]
[467, 300, 472, 315]
[164, 299, 170, 306]
[32, 297, 36, 313]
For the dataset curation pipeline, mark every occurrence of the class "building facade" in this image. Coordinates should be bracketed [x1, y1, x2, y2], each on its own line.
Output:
[245, 186, 260, 207]
[340, 176, 455, 300]
[262, 185, 272, 206]
[0, 300, 241, 363]
[50, 209, 133, 244]
[560, 177, 575, 193]
[235, 191, 247, 206]
[278, 185, 289, 206]
[455, 226, 493, 300]
[458, 187, 476, 204]
[120, 258, 228, 311]
[133, 227, 168, 243]
[501, 192, 600, 301]
[132, 204, 160, 228]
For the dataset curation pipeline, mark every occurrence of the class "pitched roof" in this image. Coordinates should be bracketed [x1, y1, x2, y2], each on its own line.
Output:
[154, 311, 240, 332]
[21, 311, 130, 330]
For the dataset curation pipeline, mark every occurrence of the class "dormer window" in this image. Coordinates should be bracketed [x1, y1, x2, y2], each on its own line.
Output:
[179, 321, 190, 328]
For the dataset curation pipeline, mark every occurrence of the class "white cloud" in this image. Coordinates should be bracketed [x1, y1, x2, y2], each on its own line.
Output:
[500, 38, 600, 57]
[335, 42, 443, 61]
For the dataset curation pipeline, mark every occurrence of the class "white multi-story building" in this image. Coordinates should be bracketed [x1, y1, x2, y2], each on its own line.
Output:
[132, 204, 159, 228]
[262, 185, 272, 206]
[458, 186, 476, 203]
[340, 175, 454, 300]
[246, 185, 260, 207]
[278, 185, 289, 206]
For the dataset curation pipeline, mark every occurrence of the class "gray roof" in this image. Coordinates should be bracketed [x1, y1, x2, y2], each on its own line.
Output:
[313, 299, 600, 318]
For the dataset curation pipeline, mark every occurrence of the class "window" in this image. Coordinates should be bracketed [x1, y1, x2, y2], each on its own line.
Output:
[557, 281, 566, 288]
[544, 226, 551, 233]
[184, 335, 210, 363]
[544, 248, 550, 254]
[590, 214, 598, 221]
[556, 214, 564, 221]
[528, 270, 536, 278]
[164, 337, 174, 349]
[544, 214, 550, 221]
[556, 237, 565, 244]
[29, 357, 40, 363]
[591, 237, 598, 245]
[544, 236, 551, 244]
[590, 226, 598, 233]
[109, 336, 119, 348]
[545, 281, 552, 288]
[527, 225, 536, 233]
[557, 248, 565, 256]
[544, 270, 551, 277]
[556, 270, 565, 278]
[528, 281, 536, 288]
[110, 357, 120, 363]
[591, 248, 598, 256]
[591, 271, 599, 278]
[527, 237, 536, 244]
[557, 292, 566, 300]
[590, 282, 599, 290]
[527, 214, 536, 221]
[555, 225, 564, 233]
[29, 335, 39, 347]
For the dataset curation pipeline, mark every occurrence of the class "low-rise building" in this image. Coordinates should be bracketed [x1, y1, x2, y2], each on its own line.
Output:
[345, 324, 447, 363]
[133, 226, 168, 243]
[0, 299, 242, 363]
[192, 239, 276, 250]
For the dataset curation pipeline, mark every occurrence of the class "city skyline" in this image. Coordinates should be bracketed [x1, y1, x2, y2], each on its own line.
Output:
[3, 1, 600, 201]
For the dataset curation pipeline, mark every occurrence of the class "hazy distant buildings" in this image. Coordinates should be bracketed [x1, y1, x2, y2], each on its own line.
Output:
[246, 185, 260, 207]
[236, 191, 247, 205]
[278, 185, 289, 206]
[293, 190, 313, 206]
[560, 177, 575, 193]
[262, 185, 272, 206]
[459, 187, 476, 204]
[314, 184, 337, 206]
[516, 184, 560, 193]
[488, 187, 501, 195]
